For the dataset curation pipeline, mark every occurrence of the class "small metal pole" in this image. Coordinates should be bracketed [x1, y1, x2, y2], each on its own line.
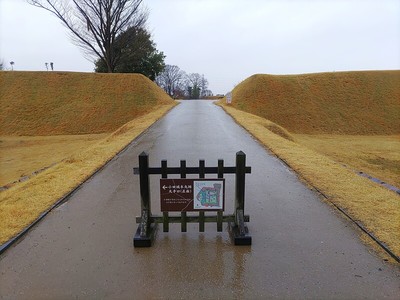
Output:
[161, 160, 169, 232]
[199, 160, 205, 232]
[217, 159, 224, 232]
[180, 160, 187, 232]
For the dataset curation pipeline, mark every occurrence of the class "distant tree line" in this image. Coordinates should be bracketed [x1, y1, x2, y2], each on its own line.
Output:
[156, 65, 212, 99]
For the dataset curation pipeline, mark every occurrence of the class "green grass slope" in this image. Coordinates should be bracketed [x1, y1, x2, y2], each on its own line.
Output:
[230, 70, 400, 135]
[0, 71, 173, 135]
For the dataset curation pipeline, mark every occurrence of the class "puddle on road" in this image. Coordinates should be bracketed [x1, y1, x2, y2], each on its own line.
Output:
[132, 229, 252, 298]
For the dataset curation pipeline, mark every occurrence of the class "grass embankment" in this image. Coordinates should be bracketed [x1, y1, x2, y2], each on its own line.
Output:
[231, 71, 400, 135]
[0, 71, 176, 245]
[229, 71, 400, 187]
[219, 70, 400, 261]
[0, 71, 174, 186]
[0, 71, 173, 135]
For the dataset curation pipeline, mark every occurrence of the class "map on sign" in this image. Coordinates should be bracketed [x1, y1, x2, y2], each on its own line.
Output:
[194, 181, 223, 210]
[160, 179, 225, 212]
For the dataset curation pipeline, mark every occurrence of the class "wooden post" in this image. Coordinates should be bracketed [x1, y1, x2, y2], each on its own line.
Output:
[217, 159, 224, 232]
[133, 152, 157, 247]
[139, 152, 151, 220]
[161, 160, 169, 232]
[180, 160, 187, 232]
[199, 160, 205, 232]
[235, 151, 246, 222]
[230, 151, 251, 245]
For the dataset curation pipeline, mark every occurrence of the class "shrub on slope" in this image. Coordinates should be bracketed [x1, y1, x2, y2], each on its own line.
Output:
[230, 71, 400, 135]
[0, 71, 173, 135]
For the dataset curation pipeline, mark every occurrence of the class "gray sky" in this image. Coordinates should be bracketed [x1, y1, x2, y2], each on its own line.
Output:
[1, 0, 399, 94]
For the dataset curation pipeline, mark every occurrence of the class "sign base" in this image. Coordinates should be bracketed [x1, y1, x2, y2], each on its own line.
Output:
[229, 221, 252, 246]
[133, 223, 157, 247]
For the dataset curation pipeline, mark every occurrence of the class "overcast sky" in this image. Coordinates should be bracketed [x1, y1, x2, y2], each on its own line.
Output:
[1, 0, 399, 94]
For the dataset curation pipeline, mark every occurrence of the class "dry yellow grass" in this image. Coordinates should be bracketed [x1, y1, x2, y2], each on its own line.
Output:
[0, 134, 108, 186]
[294, 134, 400, 188]
[0, 103, 177, 245]
[219, 103, 400, 260]
[0, 71, 173, 135]
[231, 70, 400, 135]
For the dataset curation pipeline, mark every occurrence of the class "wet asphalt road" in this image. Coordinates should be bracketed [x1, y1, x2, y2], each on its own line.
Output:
[0, 100, 399, 299]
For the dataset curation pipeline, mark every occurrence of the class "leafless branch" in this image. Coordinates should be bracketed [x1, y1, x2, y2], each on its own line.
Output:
[27, 0, 148, 72]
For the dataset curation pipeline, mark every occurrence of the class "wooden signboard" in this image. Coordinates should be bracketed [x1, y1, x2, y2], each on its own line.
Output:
[133, 151, 252, 247]
[160, 179, 225, 212]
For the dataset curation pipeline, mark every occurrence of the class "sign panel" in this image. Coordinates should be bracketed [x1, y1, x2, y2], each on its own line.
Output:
[160, 179, 225, 212]
[226, 92, 232, 104]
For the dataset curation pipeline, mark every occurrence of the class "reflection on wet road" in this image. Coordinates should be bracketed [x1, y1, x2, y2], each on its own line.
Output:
[0, 100, 399, 299]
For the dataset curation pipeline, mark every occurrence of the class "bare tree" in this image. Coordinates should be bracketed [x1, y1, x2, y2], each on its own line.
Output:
[157, 67, 212, 99]
[186, 73, 203, 99]
[45, 62, 48, 70]
[199, 75, 209, 98]
[156, 65, 186, 98]
[28, 0, 148, 72]
[184, 73, 212, 99]
[187, 73, 202, 87]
